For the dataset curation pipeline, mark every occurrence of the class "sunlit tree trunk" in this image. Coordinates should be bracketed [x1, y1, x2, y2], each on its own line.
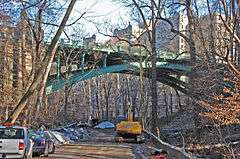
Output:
[236, 1, 240, 65]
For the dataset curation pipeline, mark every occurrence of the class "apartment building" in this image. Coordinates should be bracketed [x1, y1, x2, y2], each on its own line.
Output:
[195, 13, 239, 64]
[0, 11, 34, 119]
[156, 13, 188, 54]
[83, 34, 96, 47]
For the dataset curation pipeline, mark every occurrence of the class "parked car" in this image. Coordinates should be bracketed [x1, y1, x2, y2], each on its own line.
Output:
[0, 123, 32, 159]
[29, 131, 55, 157]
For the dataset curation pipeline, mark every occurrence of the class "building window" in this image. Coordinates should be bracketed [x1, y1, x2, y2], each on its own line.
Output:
[181, 39, 184, 43]
[0, 32, 5, 37]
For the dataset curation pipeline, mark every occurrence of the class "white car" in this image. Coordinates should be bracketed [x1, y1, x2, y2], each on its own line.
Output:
[0, 124, 32, 159]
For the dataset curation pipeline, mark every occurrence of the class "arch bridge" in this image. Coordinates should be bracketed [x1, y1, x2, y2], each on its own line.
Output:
[46, 45, 191, 95]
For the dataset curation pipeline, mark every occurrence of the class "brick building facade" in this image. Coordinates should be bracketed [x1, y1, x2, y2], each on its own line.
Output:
[0, 12, 34, 120]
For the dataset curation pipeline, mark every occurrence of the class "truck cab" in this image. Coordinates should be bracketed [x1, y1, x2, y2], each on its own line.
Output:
[0, 124, 31, 158]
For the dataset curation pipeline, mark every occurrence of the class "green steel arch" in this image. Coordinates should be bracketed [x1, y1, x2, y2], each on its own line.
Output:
[46, 62, 191, 95]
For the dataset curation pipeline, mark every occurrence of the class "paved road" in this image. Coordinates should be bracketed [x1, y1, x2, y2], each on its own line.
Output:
[35, 143, 139, 159]
[34, 129, 151, 159]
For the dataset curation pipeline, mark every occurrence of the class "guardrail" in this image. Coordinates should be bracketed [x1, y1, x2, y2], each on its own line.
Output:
[144, 130, 196, 159]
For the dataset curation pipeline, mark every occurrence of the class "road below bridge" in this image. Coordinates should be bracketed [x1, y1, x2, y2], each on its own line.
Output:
[35, 127, 154, 159]
[36, 142, 148, 159]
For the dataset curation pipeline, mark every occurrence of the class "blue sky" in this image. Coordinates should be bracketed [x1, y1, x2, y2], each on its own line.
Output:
[69, 0, 130, 42]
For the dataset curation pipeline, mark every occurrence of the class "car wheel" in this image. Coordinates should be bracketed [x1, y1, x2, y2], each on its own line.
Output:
[33, 153, 41, 157]
[44, 149, 49, 157]
[44, 142, 49, 157]
[50, 145, 55, 154]
[44, 154, 49, 157]
[43, 149, 49, 157]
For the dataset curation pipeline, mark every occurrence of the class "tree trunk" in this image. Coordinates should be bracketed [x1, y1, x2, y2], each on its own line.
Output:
[132, 93, 137, 121]
[6, 0, 77, 123]
[22, 108, 29, 126]
[164, 90, 168, 117]
[5, 105, 9, 121]
[64, 85, 69, 123]
[150, 1, 158, 135]
[88, 81, 93, 116]
[139, 47, 145, 122]
[186, 0, 197, 63]
[123, 79, 128, 117]
[175, 89, 182, 111]
[169, 90, 173, 114]
[186, 0, 200, 138]
[106, 100, 109, 120]
[95, 78, 100, 119]
[237, 1, 240, 65]
[206, 0, 217, 63]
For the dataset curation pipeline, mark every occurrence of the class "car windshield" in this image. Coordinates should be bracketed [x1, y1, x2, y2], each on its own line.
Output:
[0, 128, 24, 139]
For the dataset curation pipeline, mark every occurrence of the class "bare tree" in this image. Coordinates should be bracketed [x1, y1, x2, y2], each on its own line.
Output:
[102, 76, 113, 120]
[6, 0, 77, 123]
